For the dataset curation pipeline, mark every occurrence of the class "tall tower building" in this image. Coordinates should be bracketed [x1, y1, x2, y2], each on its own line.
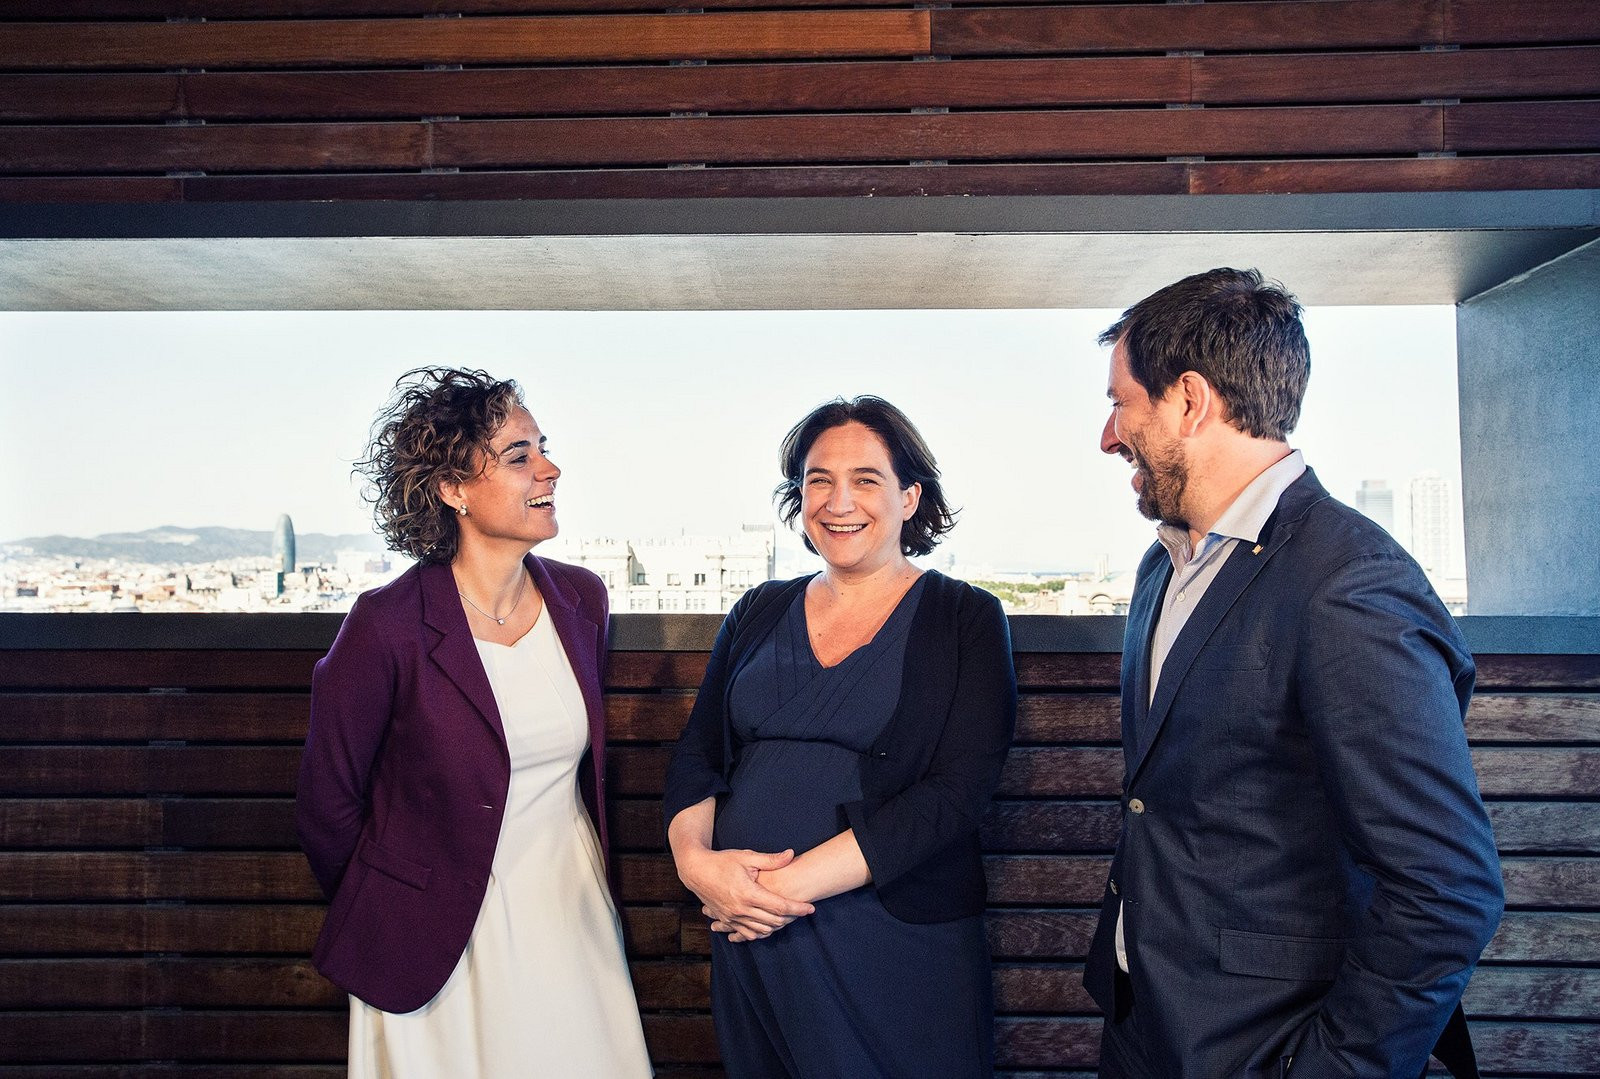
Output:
[1354, 480, 1395, 534]
[1408, 472, 1450, 578]
[272, 514, 296, 575]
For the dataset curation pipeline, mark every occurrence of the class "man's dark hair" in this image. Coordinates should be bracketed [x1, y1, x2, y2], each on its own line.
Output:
[774, 395, 956, 558]
[1099, 267, 1310, 440]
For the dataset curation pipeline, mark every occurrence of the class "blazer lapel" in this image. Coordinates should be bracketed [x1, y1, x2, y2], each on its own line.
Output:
[420, 560, 506, 743]
[1128, 469, 1329, 786]
[1121, 546, 1169, 782]
[527, 555, 604, 752]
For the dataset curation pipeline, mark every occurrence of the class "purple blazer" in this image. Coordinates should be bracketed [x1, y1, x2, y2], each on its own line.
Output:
[295, 554, 612, 1013]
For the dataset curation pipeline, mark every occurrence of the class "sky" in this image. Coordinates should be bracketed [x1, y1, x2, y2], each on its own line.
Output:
[0, 306, 1462, 574]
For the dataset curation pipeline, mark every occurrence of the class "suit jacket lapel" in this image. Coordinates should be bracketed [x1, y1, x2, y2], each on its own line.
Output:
[527, 555, 605, 753]
[420, 560, 506, 744]
[1121, 546, 1168, 783]
[1127, 469, 1329, 786]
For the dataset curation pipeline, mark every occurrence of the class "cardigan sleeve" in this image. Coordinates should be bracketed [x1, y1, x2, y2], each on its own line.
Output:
[661, 593, 747, 839]
[845, 586, 1017, 892]
[295, 592, 398, 899]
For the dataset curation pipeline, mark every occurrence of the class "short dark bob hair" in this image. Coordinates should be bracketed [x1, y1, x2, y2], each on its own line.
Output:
[1100, 267, 1310, 441]
[774, 396, 956, 558]
[356, 367, 524, 564]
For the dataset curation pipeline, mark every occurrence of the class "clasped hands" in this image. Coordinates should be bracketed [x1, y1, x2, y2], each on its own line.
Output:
[676, 846, 816, 944]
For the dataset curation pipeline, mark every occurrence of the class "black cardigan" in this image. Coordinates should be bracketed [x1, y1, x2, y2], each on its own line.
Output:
[662, 570, 1017, 923]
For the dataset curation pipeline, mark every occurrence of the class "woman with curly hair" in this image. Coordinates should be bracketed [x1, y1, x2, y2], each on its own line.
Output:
[296, 368, 651, 1078]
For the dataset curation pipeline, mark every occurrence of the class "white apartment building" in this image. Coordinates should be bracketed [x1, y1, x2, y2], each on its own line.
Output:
[544, 528, 776, 613]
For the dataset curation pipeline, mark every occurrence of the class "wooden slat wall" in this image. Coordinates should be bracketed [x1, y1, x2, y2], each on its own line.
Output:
[1, 647, 1597, 1076]
[0, 0, 1597, 203]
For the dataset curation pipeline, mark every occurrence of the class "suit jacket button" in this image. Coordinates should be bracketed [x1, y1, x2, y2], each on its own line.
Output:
[874, 750, 888, 759]
[1128, 798, 1145, 814]
[1110, 879, 1119, 895]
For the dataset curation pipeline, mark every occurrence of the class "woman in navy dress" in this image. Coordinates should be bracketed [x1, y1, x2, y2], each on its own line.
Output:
[664, 396, 1017, 1078]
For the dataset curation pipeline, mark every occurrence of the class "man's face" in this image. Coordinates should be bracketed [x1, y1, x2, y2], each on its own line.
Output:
[1101, 339, 1189, 528]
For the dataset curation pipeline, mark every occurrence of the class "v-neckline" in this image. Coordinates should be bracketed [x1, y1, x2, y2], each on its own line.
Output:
[800, 572, 926, 671]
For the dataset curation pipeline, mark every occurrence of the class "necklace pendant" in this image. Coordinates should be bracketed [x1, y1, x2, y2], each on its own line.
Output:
[496, 617, 506, 625]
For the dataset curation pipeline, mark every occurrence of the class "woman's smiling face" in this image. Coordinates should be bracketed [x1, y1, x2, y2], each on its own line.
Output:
[800, 421, 920, 576]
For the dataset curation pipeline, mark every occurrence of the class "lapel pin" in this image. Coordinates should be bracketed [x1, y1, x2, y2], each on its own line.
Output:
[1251, 544, 1263, 555]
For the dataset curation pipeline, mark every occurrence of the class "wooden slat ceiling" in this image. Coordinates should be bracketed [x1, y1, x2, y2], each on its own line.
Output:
[0, 0, 1595, 203]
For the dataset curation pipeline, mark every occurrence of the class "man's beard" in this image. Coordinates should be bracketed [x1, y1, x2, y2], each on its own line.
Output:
[1132, 436, 1189, 529]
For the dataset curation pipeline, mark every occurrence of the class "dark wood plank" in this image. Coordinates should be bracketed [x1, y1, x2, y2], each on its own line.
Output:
[986, 855, 1113, 905]
[1486, 801, 1600, 855]
[0, 58, 1195, 124]
[0, 746, 301, 795]
[1015, 694, 1121, 743]
[995, 1016, 1102, 1070]
[1187, 154, 1600, 196]
[1472, 748, 1600, 797]
[1466, 694, 1600, 742]
[0, 1012, 346, 1063]
[430, 106, 1442, 168]
[629, 958, 710, 1011]
[612, 796, 667, 850]
[0, 692, 308, 742]
[0, 905, 325, 955]
[0, 74, 181, 122]
[0, 1070, 345, 1079]
[1446, 101, 1600, 152]
[0, 687, 1581, 746]
[0, 176, 186, 203]
[0, 903, 680, 957]
[1193, 46, 1600, 105]
[0, 12, 930, 69]
[1, 0, 915, 13]
[933, 1, 1443, 56]
[0, 957, 340, 1008]
[1447, 0, 1600, 45]
[641, 1013, 721, 1065]
[1464, 966, 1600, 1021]
[0, 651, 318, 690]
[0, 852, 320, 901]
[0, 798, 162, 847]
[0, 123, 426, 175]
[607, 693, 695, 742]
[608, 651, 711, 690]
[609, 744, 1128, 798]
[994, 962, 1097, 1013]
[988, 910, 1101, 961]
[1483, 912, 1600, 963]
[1468, 1021, 1600, 1074]
[982, 799, 1122, 852]
[1500, 858, 1600, 908]
[1473, 654, 1600, 691]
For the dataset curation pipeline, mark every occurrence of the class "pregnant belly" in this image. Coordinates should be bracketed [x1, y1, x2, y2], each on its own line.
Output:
[714, 739, 865, 856]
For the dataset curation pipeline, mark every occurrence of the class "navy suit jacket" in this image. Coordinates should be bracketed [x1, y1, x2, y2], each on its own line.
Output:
[1082, 469, 1503, 1079]
[296, 554, 612, 1013]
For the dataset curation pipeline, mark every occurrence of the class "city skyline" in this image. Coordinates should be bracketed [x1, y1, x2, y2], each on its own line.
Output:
[1, 305, 1464, 575]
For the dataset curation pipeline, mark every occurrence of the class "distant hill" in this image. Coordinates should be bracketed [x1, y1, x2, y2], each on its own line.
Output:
[3, 525, 387, 566]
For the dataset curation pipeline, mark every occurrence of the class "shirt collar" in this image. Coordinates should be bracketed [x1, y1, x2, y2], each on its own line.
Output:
[1156, 449, 1307, 570]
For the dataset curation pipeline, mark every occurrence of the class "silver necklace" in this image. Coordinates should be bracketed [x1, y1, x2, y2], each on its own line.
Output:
[459, 571, 526, 626]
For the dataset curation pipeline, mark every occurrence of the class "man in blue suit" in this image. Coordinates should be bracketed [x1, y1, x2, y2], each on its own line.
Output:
[1083, 268, 1504, 1079]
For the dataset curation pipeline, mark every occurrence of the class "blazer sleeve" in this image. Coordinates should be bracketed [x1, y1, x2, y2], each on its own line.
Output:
[295, 593, 398, 899]
[661, 595, 746, 837]
[845, 587, 1017, 891]
[1285, 553, 1504, 1079]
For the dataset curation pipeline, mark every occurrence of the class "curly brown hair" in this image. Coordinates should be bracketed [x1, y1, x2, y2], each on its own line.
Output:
[356, 367, 524, 564]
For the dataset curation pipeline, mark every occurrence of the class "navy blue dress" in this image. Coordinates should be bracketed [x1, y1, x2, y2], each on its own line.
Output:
[710, 576, 994, 1078]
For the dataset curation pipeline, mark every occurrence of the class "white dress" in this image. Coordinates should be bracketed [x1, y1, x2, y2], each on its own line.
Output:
[347, 609, 654, 1078]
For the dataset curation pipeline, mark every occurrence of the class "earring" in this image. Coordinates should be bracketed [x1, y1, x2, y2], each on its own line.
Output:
[458, 505, 468, 516]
